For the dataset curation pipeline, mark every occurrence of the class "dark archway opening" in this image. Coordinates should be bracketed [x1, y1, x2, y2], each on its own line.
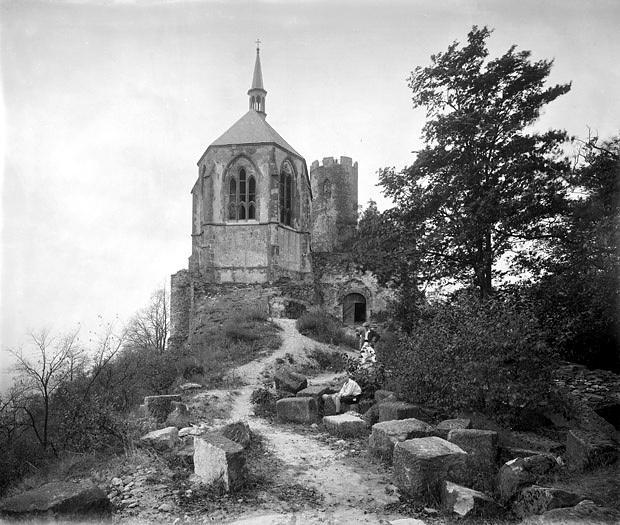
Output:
[343, 293, 366, 325]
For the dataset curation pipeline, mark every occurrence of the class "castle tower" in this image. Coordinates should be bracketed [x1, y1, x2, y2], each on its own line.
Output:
[187, 45, 312, 284]
[310, 156, 358, 252]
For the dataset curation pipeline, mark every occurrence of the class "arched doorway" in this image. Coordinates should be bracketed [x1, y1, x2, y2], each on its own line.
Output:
[343, 293, 366, 325]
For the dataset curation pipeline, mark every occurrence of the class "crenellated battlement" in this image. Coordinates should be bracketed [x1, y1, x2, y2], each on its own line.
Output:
[311, 156, 358, 170]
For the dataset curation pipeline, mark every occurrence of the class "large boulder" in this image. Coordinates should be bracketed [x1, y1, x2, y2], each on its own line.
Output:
[521, 499, 620, 524]
[194, 432, 246, 491]
[274, 367, 308, 393]
[512, 485, 584, 518]
[447, 429, 498, 490]
[140, 426, 179, 451]
[323, 413, 367, 438]
[442, 481, 503, 518]
[434, 418, 471, 439]
[144, 394, 182, 422]
[220, 421, 251, 449]
[369, 418, 435, 461]
[392, 436, 467, 503]
[296, 384, 334, 399]
[498, 454, 557, 503]
[565, 429, 617, 471]
[0, 481, 111, 518]
[379, 401, 430, 422]
[276, 397, 318, 423]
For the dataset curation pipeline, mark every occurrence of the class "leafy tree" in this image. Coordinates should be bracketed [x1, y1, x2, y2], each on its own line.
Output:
[378, 26, 572, 298]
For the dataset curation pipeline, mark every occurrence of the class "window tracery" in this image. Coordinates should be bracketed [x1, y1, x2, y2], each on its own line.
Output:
[228, 167, 256, 221]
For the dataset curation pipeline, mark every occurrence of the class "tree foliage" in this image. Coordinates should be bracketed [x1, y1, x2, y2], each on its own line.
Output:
[376, 26, 571, 298]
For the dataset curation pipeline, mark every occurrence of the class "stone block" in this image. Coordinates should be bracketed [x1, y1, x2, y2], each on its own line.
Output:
[144, 395, 182, 422]
[323, 413, 367, 438]
[322, 395, 338, 416]
[178, 382, 203, 392]
[166, 401, 190, 428]
[499, 446, 557, 465]
[140, 426, 179, 451]
[369, 418, 435, 461]
[276, 397, 318, 423]
[379, 401, 430, 422]
[392, 436, 467, 503]
[296, 384, 334, 399]
[375, 389, 397, 403]
[220, 421, 251, 449]
[434, 418, 471, 439]
[512, 485, 584, 518]
[498, 455, 557, 503]
[362, 404, 380, 427]
[521, 499, 620, 524]
[566, 429, 617, 471]
[0, 481, 111, 517]
[500, 431, 564, 454]
[194, 432, 246, 491]
[448, 429, 498, 490]
[274, 367, 308, 393]
[442, 481, 502, 517]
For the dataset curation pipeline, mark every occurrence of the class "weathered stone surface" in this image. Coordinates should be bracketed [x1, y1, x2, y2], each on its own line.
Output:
[179, 382, 203, 392]
[393, 436, 467, 503]
[369, 418, 435, 461]
[363, 404, 380, 426]
[322, 395, 338, 416]
[442, 481, 502, 517]
[144, 394, 182, 422]
[220, 421, 251, 449]
[379, 401, 430, 422]
[434, 418, 471, 439]
[0, 481, 111, 517]
[389, 519, 427, 525]
[323, 413, 367, 437]
[501, 431, 564, 454]
[499, 446, 557, 465]
[166, 401, 190, 428]
[179, 425, 206, 438]
[448, 429, 498, 490]
[566, 429, 617, 471]
[276, 397, 318, 423]
[498, 455, 557, 502]
[513, 485, 584, 518]
[194, 432, 246, 491]
[274, 367, 308, 393]
[140, 426, 179, 451]
[296, 384, 334, 399]
[375, 389, 397, 403]
[521, 499, 620, 524]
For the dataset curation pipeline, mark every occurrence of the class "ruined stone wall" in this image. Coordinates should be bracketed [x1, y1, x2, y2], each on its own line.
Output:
[169, 269, 190, 351]
[311, 252, 393, 324]
[310, 156, 358, 252]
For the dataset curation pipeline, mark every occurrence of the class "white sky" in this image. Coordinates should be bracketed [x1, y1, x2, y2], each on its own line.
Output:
[1, 0, 619, 388]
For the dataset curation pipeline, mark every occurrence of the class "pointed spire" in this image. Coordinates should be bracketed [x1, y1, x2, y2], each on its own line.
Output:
[248, 40, 267, 117]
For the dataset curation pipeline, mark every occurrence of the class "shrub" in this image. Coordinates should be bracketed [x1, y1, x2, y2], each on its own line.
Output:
[250, 387, 278, 418]
[306, 348, 347, 372]
[296, 308, 355, 348]
[379, 293, 558, 425]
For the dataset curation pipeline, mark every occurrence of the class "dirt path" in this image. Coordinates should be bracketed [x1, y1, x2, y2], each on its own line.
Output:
[224, 319, 407, 525]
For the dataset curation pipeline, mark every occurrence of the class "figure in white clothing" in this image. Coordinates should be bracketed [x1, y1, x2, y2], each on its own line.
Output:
[322, 376, 362, 414]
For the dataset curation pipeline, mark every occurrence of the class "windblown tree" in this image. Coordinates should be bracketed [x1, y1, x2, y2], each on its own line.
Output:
[378, 26, 572, 298]
[126, 288, 169, 353]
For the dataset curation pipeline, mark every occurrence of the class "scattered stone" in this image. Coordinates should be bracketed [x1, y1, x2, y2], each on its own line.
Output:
[140, 426, 179, 451]
[0, 481, 111, 517]
[296, 384, 334, 399]
[158, 503, 173, 512]
[179, 426, 205, 438]
[392, 436, 467, 503]
[499, 446, 557, 465]
[501, 431, 564, 454]
[166, 401, 191, 428]
[434, 418, 471, 439]
[448, 429, 498, 490]
[375, 389, 397, 403]
[521, 499, 620, 524]
[323, 413, 367, 438]
[498, 454, 557, 502]
[513, 485, 584, 518]
[362, 404, 380, 427]
[442, 481, 503, 517]
[389, 519, 427, 525]
[369, 418, 435, 461]
[276, 397, 318, 423]
[144, 394, 182, 422]
[220, 421, 251, 449]
[379, 401, 430, 422]
[179, 382, 203, 392]
[111, 477, 123, 487]
[194, 432, 246, 491]
[274, 367, 308, 393]
[566, 429, 617, 471]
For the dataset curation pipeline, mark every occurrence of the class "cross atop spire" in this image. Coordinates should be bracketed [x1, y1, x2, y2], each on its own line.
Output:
[248, 41, 266, 116]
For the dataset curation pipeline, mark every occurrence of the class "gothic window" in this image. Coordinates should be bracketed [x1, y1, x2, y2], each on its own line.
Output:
[228, 167, 256, 221]
[279, 161, 295, 226]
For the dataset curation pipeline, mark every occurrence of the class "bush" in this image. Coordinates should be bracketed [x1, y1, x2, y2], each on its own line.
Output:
[306, 348, 347, 372]
[296, 308, 355, 348]
[379, 293, 559, 425]
[250, 387, 278, 418]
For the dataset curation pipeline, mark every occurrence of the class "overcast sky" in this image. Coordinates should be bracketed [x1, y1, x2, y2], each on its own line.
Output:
[1, 0, 619, 389]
